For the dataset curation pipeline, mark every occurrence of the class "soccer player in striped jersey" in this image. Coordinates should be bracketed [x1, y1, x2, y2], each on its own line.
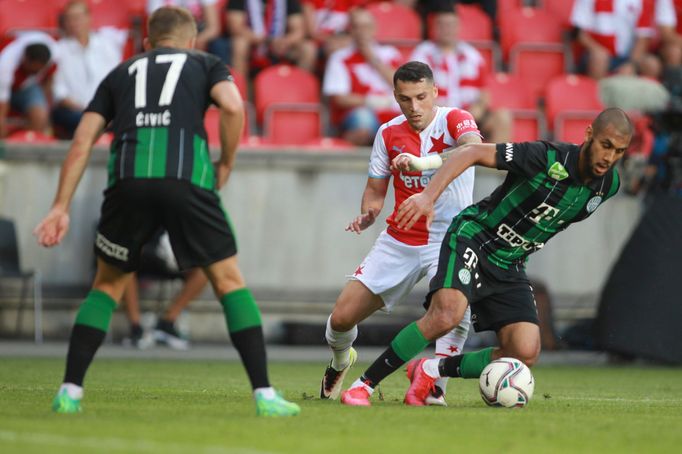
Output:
[34, 6, 299, 417]
[341, 108, 632, 406]
[322, 61, 482, 406]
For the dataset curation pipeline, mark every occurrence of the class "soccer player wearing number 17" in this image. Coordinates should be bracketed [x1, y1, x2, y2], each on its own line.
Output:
[34, 6, 299, 416]
[341, 107, 632, 406]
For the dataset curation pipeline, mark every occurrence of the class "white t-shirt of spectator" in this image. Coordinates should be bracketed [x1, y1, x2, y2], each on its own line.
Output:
[322, 43, 401, 98]
[655, 0, 676, 27]
[0, 32, 57, 103]
[571, 0, 655, 57]
[53, 28, 127, 108]
[146, 0, 216, 20]
[410, 41, 486, 110]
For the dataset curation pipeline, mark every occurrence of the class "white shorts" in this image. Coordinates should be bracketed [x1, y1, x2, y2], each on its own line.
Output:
[349, 229, 441, 312]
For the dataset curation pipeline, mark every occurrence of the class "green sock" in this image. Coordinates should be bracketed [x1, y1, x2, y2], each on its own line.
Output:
[390, 322, 430, 362]
[220, 288, 262, 333]
[459, 347, 494, 378]
[74, 290, 116, 332]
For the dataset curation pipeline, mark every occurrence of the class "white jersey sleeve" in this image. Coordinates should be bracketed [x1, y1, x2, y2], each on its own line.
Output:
[570, 0, 593, 29]
[368, 125, 390, 179]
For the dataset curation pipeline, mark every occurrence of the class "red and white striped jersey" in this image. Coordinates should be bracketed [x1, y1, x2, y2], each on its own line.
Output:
[571, 0, 655, 57]
[410, 41, 487, 110]
[369, 106, 481, 246]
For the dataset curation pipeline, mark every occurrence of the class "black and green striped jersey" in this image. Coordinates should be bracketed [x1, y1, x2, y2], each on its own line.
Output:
[454, 141, 620, 269]
[85, 47, 233, 190]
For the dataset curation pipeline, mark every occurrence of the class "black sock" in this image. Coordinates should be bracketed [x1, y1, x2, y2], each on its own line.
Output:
[438, 354, 464, 378]
[229, 326, 270, 389]
[360, 346, 404, 388]
[64, 324, 107, 386]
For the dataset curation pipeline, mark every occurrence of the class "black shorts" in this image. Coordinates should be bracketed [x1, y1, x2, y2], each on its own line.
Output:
[95, 179, 237, 272]
[426, 221, 539, 333]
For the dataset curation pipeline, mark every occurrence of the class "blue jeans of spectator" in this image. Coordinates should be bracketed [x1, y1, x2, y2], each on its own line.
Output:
[51, 105, 83, 139]
[10, 83, 47, 113]
[207, 36, 232, 65]
[341, 107, 380, 136]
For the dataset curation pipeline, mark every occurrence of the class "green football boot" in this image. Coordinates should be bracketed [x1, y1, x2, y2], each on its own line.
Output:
[52, 389, 82, 414]
[255, 391, 301, 417]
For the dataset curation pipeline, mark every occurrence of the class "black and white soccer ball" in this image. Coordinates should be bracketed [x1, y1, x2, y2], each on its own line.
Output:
[479, 357, 535, 408]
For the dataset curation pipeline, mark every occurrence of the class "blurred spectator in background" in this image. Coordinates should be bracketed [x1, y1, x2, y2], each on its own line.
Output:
[571, 0, 655, 80]
[411, 9, 511, 142]
[148, 0, 230, 63]
[322, 8, 401, 146]
[0, 32, 56, 138]
[52, 0, 127, 139]
[302, 0, 355, 60]
[655, 0, 682, 68]
[227, 0, 317, 77]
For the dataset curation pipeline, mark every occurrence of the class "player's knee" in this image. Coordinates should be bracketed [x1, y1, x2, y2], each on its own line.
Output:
[504, 341, 541, 368]
[329, 308, 356, 332]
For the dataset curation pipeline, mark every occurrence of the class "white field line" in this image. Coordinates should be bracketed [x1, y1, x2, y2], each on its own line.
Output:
[0, 430, 278, 454]
[550, 396, 682, 404]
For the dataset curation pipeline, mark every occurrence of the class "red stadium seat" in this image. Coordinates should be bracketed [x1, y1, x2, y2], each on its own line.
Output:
[487, 72, 543, 142]
[0, 0, 62, 36]
[510, 44, 568, 100]
[366, 2, 421, 45]
[89, 0, 135, 29]
[263, 107, 323, 145]
[456, 4, 493, 41]
[254, 64, 321, 130]
[541, 0, 576, 29]
[498, 7, 563, 61]
[204, 105, 252, 146]
[545, 75, 603, 142]
[6, 130, 57, 143]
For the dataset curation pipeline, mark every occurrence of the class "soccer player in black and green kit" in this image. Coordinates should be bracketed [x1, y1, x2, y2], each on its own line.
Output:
[340, 108, 632, 406]
[34, 6, 299, 416]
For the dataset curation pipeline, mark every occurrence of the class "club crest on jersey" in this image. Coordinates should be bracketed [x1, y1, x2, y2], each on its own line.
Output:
[586, 196, 602, 213]
[548, 162, 569, 181]
[458, 268, 471, 285]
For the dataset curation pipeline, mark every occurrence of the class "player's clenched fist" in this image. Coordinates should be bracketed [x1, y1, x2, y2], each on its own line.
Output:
[34, 207, 70, 247]
[345, 208, 379, 234]
[390, 153, 415, 173]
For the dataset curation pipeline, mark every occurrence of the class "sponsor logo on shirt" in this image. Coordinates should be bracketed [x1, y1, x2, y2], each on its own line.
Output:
[505, 143, 514, 162]
[96, 233, 129, 262]
[400, 173, 431, 189]
[391, 145, 406, 154]
[496, 223, 545, 251]
[548, 162, 569, 181]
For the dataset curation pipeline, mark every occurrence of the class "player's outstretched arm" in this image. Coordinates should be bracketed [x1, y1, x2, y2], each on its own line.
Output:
[395, 143, 497, 231]
[346, 177, 389, 234]
[210, 80, 244, 189]
[34, 112, 105, 247]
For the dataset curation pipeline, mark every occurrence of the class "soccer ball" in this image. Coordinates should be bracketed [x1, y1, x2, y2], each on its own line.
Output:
[479, 357, 535, 408]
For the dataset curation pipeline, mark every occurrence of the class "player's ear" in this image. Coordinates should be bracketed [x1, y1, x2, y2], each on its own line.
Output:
[143, 37, 151, 51]
[584, 124, 593, 143]
[432, 83, 438, 99]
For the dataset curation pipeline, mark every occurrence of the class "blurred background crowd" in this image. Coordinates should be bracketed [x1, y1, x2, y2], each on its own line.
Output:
[0, 0, 680, 182]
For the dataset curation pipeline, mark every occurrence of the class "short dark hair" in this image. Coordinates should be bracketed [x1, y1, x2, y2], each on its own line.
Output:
[393, 61, 434, 86]
[592, 107, 634, 137]
[24, 43, 51, 64]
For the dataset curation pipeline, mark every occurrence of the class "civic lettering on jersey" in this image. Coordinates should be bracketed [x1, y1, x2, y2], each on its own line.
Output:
[136, 110, 171, 127]
[400, 173, 431, 189]
[496, 223, 544, 251]
[528, 202, 559, 224]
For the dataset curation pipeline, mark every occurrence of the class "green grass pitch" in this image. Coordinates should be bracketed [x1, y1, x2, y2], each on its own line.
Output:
[1, 357, 681, 453]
